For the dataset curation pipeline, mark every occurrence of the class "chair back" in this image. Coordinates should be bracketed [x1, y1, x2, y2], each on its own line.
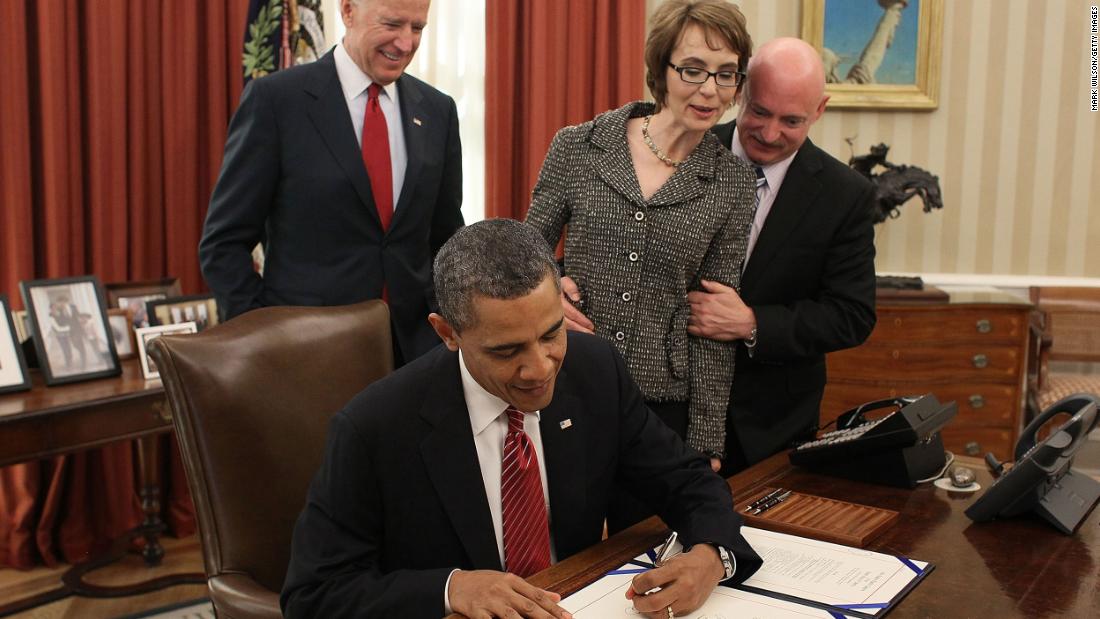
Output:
[1029, 286, 1100, 363]
[149, 301, 393, 616]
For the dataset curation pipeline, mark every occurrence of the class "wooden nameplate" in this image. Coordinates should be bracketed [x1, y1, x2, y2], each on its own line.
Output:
[736, 487, 898, 548]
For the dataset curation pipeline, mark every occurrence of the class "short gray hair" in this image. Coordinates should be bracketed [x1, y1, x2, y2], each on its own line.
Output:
[433, 219, 560, 332]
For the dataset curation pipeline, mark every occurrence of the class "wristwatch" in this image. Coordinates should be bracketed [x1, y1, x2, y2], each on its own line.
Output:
[714, 544, 736, 581]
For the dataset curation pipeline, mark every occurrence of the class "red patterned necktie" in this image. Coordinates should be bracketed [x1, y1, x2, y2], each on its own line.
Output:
[500, 406, 551, 577]
[362, 83, 393, 231]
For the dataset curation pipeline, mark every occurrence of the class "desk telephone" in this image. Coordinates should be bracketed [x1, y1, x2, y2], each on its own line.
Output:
[966, 394, 1100, 534]
[789, 394, 957, 488]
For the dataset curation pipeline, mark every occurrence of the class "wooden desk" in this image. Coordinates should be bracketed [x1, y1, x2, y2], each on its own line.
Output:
[0, 358, 203, 613]
[517, 453, 1100, 618]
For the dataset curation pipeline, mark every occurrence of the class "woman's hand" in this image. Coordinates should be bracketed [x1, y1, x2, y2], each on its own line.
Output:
[560, 276, 595, 334]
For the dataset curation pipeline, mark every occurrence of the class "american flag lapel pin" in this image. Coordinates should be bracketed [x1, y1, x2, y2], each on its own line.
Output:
[413, 117, 423, 126]
[559, 419, 573, 430]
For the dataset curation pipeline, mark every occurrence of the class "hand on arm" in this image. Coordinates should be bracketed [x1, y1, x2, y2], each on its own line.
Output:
[686, 280, 755, 343]
[449, 570, 573, 619]
[559, 276, 595, 334]
[626, 544, 724, 618]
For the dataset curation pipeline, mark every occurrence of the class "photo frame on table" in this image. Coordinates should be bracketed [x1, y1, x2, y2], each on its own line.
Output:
[107, 308, 136, 360]
[19, 276, 121, 386]
[801, 0, 943, 110]
[10, 310, 30, 343]
[0, 295, 32, 394]
[135, 322, 198, 380]
[147, 295, 219, 332]
[105, 278, 182, 328]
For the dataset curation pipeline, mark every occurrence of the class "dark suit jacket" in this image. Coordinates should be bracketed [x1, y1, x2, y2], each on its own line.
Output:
[199, 51, 463, 361]
[281, 332, 762, 618]
[713, 121, 877, 466]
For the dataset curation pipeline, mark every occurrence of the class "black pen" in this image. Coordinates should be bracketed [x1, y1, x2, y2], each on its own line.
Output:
[744, 488, 785, 512]
[752, 490, 792, 515]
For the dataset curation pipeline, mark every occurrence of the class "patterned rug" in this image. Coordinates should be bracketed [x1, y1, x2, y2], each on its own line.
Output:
[118, 598, 214, 619]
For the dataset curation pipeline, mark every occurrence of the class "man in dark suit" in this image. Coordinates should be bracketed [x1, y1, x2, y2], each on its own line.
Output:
[199, 0, 463, 363]
[690, 38, 877, 473]
[282, 219, 761, 619]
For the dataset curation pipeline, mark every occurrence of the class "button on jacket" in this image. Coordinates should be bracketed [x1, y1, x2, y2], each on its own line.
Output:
[526, 101, 755, 457]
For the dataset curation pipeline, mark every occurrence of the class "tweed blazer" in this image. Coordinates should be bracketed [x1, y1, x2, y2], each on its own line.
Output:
[526, 101, 755, 457]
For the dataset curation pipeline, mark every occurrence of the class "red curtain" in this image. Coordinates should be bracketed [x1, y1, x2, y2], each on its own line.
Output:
[485, 0, 646, 220]
[0, 0, 248, 568]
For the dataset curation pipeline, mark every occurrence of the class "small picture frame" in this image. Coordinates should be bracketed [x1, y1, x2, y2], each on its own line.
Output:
[105, 278, 182, 328]
[20, 276, 121, 386]
[10, 310, 30, 343]
[147, 295, 219, 332]
[0, 295, 32, 394]
[135, 322, 198, 380]
[107, 308, 136, 359]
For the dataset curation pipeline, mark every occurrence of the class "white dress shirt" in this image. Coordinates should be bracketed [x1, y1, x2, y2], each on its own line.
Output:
[333, 41, 407, 209]
[729, 126, 798, 262]
[444, 351, 556, 613]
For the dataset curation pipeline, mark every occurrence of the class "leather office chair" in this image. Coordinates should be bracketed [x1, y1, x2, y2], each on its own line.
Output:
[149, 301, 394, 618]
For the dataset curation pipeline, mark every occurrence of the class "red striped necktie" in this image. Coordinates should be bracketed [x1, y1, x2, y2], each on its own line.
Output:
[500, 406, 551, 577]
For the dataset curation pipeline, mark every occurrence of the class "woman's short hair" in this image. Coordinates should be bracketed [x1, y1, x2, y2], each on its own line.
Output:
[645, 0, 752, 112]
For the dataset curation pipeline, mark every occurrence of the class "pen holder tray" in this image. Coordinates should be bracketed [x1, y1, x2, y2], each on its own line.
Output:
[735, 488, 898, 548]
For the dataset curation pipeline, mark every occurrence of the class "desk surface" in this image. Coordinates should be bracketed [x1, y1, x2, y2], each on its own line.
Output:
[0, 358, 169, 466]
[524, 453, 1100, 619]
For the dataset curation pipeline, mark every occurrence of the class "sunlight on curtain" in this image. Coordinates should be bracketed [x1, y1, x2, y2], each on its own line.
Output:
[325, 0, 486, 224]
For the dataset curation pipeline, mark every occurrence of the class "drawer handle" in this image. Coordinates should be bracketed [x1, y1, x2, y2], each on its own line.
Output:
[969, 394, 985, 408]
[965, 441, 981, 456]
[972, 354, 989, 368]
[976, 319, 992, 334]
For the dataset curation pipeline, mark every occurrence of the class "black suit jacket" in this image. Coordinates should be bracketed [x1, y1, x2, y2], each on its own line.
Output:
[199, 51, 463, 361]
[281, 332, 762, 618]
[713, 121, 877, 466]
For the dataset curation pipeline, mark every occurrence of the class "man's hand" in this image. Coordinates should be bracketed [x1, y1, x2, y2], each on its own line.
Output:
[560, 276, 595, 334]
[687, 280, 755, 342]
[709, 457, 721, 473]
[449, 570, 573, 619]
[625, 544, 724, 617]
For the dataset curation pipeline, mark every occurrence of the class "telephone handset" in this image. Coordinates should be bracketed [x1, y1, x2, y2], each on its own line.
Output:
[789, 394, 957, 487]
[966, 394, 1100, 534]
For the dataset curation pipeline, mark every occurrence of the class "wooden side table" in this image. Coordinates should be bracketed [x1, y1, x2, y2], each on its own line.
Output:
[822, 289, 1034, 462]
[0, 358, 203, 614]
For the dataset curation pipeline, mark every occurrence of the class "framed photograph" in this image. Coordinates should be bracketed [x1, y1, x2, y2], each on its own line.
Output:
[105, 278, 182, 328]
[801, 0, 943, 110]
[107, 308, 136, 359]
[135, 322, 198, 380]
[0, 295, 32, 394]
[11, 310, 30, 343]
[19, 276, 121, 386]
[147, 295, 219, 332]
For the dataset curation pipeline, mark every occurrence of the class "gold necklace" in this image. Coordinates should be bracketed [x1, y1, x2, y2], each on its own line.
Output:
[642, 115, 682, 168]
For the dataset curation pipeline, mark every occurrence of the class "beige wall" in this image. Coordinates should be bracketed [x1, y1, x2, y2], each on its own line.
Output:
[649, 0, 1100, 280]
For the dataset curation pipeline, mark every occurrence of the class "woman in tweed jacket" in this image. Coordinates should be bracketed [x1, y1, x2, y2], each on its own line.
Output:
[526, 2, 755, 477]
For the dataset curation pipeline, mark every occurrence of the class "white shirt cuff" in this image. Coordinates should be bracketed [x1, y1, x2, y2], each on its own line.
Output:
[443, 568, 461, 615]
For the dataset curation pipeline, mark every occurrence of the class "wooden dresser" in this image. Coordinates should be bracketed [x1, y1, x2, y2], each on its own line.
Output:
[821, 289, 1034, 462]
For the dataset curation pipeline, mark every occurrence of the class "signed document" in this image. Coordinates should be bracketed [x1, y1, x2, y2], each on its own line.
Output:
[561, 527, 931, 619]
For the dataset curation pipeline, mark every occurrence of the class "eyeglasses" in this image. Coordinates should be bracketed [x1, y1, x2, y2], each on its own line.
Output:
[668, 62, 745, 88]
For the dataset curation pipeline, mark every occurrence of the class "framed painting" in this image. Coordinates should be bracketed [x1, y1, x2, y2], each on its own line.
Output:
[801, 0, 943, 110]
[19, 276, 121, 386]
[0, 295, 32, 394]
